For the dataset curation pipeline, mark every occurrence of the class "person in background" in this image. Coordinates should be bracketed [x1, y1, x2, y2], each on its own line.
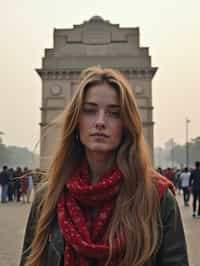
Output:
[26, 170, 34, 203]
[157, 167, 163, 175]
[8, 168, 15, 201]
[14, 167, 23, 202]
[174, 169, 182, 195]
[180, 167, 191, 206]
[190, 161, 200, 218]
[0, 165, 9, 203]
[20, 167, 29, 203]
[164, 167, 174, 183]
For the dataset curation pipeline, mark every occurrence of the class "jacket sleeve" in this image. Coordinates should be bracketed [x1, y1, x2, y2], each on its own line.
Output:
[19, 184, 46, 266]
[156, 189, 189, 266]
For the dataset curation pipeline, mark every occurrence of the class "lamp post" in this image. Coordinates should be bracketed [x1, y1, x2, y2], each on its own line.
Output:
[158, 147, 162, 168]
[186, 118, 191, 167]
[171, 138, 175, 169]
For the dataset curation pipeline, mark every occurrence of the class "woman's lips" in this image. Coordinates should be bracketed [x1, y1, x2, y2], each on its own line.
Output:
[91, 133, 109, 138]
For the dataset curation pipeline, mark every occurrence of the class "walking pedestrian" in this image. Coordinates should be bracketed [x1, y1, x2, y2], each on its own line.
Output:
[190, 161, 200, 218]
[174, 169, 182, 194]
[180, 167, 191, 206]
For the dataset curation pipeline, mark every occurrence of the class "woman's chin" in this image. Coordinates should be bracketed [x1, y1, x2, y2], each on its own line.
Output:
[86, 144, 113, 153]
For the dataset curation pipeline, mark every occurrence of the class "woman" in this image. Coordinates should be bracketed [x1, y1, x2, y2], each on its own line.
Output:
[20, 66, 189, 266]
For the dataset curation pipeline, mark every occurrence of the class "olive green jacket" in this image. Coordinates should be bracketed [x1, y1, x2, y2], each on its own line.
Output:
[19, 186, 189, 266]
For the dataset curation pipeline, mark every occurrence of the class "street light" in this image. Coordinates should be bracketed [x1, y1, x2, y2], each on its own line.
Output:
[158, 147, 162, 168]
[171, 138, 175, 169]
[186, 118, 191, 167]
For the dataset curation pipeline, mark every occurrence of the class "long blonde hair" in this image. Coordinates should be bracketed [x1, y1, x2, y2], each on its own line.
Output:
[26, 66, 160, 266]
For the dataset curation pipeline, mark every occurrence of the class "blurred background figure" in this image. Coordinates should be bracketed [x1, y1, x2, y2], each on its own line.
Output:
[20, 167, 28, 203]
[190, 161, 200, 218]
[14, 167, 22, 202]
[0, 165, 9, 203]
[164, 167, 175, 183]
[8, 168, 15, 201]
[174, 169, 182, 194]
[26, 170, 34, 203]
[180, 167, 191, 206]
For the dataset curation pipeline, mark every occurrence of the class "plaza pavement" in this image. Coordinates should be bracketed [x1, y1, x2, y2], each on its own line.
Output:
[0, 192, 199, 266]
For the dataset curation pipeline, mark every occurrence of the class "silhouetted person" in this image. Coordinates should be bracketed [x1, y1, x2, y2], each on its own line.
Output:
[14, 167, 22, 202]
[190, 161, 200, 217]
[8, 168, 15, 201]
[0, 165, 9, 203]
[165, 167, 174, 183]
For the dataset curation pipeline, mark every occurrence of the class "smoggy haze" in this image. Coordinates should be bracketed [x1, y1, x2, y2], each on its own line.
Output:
[0, 0, 199, 152]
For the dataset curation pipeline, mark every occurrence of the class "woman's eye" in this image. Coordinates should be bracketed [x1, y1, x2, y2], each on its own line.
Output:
[107, 111, 120, 118]
[83, 108, 96, 114]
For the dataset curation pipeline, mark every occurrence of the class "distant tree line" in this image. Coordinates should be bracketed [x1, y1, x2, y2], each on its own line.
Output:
[0, 133, 39, 169]
[154, 136, 200, 168]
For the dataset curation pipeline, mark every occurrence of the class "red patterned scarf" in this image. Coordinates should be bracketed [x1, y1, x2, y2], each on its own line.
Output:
[57, 163, 175, 266]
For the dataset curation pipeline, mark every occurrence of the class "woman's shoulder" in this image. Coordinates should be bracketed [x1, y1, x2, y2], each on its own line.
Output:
[150, 169, 178, 222]
[160, 188, 176, 207]
[151, 169, 176, 200]
[159, 188, 179, 225]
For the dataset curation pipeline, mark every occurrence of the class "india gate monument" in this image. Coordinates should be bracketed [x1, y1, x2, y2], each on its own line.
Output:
[36, 16, 157, 169]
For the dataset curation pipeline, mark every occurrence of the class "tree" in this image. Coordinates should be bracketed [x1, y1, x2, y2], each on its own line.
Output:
[0, 133, 39, 169]
[154, 136, 200, 168]
[0, 131, 4, 144]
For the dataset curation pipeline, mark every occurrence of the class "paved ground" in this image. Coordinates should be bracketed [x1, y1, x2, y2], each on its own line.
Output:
[0, 192, 199, 266]
[177, 193, 200, 266]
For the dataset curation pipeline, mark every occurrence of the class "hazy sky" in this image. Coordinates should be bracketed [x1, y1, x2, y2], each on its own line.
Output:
[0, 0, 199, 152]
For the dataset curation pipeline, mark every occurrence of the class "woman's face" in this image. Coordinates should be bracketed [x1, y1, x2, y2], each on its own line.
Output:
[78, 83, 123, 155]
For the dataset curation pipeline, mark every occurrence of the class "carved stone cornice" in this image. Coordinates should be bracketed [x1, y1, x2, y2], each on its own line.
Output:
[39, 122, 61, 128]
[40, 106, 64, 111]
[120, 67, 157, 79]
[36, 67, 157, 80]
[139, 107, 154, 111]
[36, 69, 81, 80]
[143, 121, 154, 126]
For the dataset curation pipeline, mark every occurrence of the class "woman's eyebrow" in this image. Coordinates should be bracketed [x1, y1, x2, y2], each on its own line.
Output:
[83, 102, 120, 108]
[83, 102, 98, 106]
[107, 104, 120, 108]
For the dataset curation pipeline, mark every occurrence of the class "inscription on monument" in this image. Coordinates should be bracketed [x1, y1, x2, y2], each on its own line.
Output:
[83, 31, 110, 44]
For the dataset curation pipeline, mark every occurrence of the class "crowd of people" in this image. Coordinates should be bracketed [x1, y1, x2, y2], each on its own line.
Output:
[157, 161, 200, 218]
[1, 161, 200, 216]
[0, 166, 43, 204]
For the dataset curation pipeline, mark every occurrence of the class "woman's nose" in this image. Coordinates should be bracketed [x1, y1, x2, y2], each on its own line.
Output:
[95, 111, 105, 128]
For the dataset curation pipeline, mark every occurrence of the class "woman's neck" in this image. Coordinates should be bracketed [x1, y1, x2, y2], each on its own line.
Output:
[85, 151, 116, 184]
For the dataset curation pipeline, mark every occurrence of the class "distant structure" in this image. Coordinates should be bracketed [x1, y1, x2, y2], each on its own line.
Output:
[37, 16, 157, 169]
